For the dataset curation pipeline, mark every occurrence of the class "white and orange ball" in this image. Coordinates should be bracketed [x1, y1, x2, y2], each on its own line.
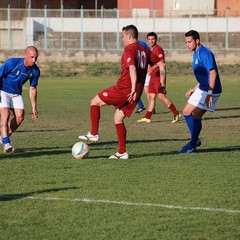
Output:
[72, 142, 89, 159]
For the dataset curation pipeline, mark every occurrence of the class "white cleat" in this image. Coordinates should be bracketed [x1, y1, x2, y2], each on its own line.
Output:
[137, 117, 151, 123]
[171, 113, 182, 123]
[78, 132, 99, 142]
[109, 152, 129, 159]
[3, 143, 15, 153]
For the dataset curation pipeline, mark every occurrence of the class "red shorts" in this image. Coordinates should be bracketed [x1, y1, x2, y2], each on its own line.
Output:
[98, 85, 143, 117]
[148, 78, 167, 95]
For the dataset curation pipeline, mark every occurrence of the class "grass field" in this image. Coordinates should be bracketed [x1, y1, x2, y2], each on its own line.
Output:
[0, 68, 240, 239]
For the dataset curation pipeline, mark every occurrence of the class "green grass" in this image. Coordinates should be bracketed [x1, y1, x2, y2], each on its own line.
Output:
[0, 72, 240, 240]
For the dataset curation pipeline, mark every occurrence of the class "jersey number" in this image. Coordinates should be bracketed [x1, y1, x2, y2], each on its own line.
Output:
[137, 50, 147, 69]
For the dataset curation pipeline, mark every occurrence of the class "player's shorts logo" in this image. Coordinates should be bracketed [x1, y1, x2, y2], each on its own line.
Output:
[103, 92, 108, 97]
[127, 57, 131, 63]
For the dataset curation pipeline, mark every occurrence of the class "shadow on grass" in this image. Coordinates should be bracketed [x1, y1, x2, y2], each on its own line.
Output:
[0, 147, 71, 160]
[89, 145, 240, 159]
[1, 141, 239, 160]
[0, 187, 79, 201]
[216, 107, 240, 111]
[94, 138, 188, 146]
[203, 115, 240, 121]
[16, 128, 72, 133]
[196, 146, 240, 153]
[202, 106, 240, 120]
[0, 139, 185, 159]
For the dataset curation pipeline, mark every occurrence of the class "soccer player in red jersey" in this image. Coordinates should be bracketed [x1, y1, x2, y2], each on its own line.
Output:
[137, 32, 181, 124]
[79, 25, 163, 159]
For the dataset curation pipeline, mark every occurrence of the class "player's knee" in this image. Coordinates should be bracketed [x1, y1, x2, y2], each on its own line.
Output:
[15, 115, 24, 125]
[158, 95, 165, 101]
[182, 108, 191, 116]
[90, 95, 102, 106]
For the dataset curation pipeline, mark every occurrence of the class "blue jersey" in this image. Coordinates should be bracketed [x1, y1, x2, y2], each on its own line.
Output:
[138, 40, 151, 50]
[0, 58, 40, 95]
[192, 45, 222, 94]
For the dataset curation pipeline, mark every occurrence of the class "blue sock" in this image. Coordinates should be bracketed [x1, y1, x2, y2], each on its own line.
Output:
[2, 136, 10, 145]
[190, 119, 202, 147]
[137, 99, 144, 108]
[184, 115, 193, 137]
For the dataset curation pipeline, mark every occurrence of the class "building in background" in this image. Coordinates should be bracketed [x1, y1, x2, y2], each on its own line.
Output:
[216, 0, 240, 16]
[0, 0, 239, 17]
[118, 0, 164, 17]
[163, 0, 215, 16]
[0, 0, 239, 50]
[0, 0, 117, 9]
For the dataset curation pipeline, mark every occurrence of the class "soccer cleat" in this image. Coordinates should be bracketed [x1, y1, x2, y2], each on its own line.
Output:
[178, 143, 196, 153]
[171, 113, 182, 123]
[78, 132, 99, 142]
[135, 107, 145, 113]
[137, 117, 151, 123]
[109, 152, 129, 159]
[196, 139, 202, 147]
[3, 143, 15, 153]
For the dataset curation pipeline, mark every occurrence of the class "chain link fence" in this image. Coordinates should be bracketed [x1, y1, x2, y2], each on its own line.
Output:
[0, 7, 239, 50]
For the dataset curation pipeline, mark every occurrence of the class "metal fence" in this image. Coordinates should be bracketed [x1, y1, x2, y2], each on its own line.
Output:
[0, 7, 240, 50]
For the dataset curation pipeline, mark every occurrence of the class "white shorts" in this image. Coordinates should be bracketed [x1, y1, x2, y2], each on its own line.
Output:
[188, 87, 220, 112]
[144, 74, 151, 86]
[0, 90, 24, 109]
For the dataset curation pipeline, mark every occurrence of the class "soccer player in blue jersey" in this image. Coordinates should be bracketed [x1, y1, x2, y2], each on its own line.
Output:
[0, 46, 40, 153]
[179, 30, 222, 153]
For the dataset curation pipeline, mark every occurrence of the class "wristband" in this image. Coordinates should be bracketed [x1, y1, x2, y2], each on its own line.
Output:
[208, 90, 213, 95]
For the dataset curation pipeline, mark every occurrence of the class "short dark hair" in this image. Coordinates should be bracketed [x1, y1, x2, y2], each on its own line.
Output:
[185, 30, 200, 41]
[147, 32, 157, 39]
[122, 24, 138, 39]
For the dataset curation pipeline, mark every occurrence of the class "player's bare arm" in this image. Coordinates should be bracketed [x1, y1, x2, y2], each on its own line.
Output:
[205, 69, 217, 107]
[29, 86, 38, 120]
[158, 61, 166, 86]
[148, 62, 159, 75]
[156, 61, 166, 94]
[127, 64, 137, 103]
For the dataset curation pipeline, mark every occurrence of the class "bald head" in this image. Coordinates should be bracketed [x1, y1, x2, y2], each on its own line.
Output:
[25, 46, 38, 54]
[24, 46, 38, 68]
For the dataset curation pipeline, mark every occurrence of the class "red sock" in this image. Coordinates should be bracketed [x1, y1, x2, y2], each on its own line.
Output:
[90, 105, 100, 135]
[169, 103, 179, 116]
[115, 123, 126, 154]
[144, 111, 152, 119]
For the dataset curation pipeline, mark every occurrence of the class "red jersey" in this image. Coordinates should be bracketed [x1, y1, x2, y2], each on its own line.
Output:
[150, 44, 165, 82]
[116, 42, 160, 92]
[98, 42, 160, 117]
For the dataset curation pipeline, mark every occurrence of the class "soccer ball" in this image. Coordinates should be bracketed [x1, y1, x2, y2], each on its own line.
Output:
[72, 142, 89, 159]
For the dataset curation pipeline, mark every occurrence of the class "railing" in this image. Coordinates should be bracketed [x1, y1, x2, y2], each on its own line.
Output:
[0, 7, 240, 50]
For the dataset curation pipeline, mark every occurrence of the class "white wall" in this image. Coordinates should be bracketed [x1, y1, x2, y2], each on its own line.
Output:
[164, 0, 215, 15]
[27, 16, 240, 34]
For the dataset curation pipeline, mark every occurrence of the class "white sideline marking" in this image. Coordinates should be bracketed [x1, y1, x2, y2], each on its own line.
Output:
[22, 196, 240, 214]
